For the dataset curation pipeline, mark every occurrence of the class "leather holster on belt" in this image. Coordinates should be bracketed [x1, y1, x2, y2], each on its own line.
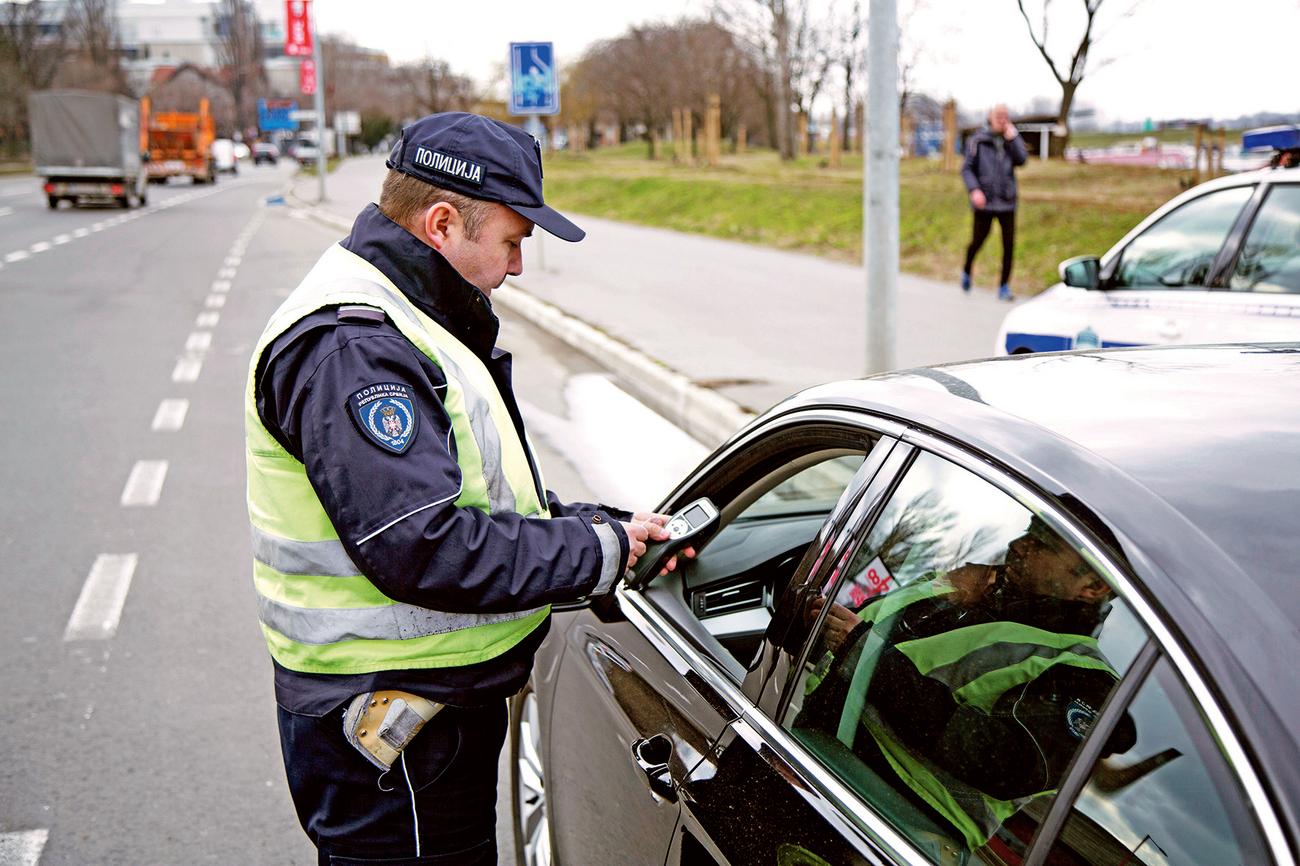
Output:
[342, 690, 444, 771]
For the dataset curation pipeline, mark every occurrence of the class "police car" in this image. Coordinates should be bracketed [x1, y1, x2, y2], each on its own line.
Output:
[998, 126, 1300, 354]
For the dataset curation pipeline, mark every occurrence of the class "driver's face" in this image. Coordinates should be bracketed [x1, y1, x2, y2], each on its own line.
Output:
[1009, 536, 1111, 603]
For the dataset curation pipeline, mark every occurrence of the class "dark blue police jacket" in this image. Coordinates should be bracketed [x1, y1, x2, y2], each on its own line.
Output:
[256, 203, 631, 716]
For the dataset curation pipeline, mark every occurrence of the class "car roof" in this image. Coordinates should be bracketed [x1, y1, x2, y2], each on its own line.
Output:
[773, 344, 1300, 780]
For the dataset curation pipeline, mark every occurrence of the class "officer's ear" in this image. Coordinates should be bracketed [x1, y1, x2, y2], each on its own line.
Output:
[420, 201, 461, 251]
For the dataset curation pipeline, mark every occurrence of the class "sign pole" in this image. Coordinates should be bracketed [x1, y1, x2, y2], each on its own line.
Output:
[526, 115, 546, 272]
[865, 0, 899, 374]
[310, 1, 326, 202]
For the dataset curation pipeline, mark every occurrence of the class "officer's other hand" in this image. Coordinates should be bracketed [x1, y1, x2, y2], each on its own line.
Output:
[1003, 122, 1018, 140]
[620, 521, 650, 570]
[970, 189, 987, 210]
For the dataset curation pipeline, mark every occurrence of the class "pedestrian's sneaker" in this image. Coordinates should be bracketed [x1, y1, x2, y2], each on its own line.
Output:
[998, 284, 1014, 302]
[961, 272, 972, 293]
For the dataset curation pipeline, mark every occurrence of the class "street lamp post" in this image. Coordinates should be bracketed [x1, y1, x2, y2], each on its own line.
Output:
[864, 0, 899, 374]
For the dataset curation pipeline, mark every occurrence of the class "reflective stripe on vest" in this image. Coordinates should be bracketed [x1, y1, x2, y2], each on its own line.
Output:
[244, 243, 550, 675]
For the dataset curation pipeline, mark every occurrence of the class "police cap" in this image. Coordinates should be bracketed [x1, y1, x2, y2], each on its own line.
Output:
[386, 112, 584, 242]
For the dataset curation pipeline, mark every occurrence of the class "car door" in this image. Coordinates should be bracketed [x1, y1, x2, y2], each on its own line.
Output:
[1086, 183, 1258, 347]
[669, 436, 1160, 866]
[544, 412, 898, 866]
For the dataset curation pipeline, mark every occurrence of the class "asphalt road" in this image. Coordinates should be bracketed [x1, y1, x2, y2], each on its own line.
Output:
[0, 164, 619, 865]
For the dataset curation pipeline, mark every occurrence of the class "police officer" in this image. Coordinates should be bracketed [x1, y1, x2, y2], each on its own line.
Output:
[245, 112, 678, 864]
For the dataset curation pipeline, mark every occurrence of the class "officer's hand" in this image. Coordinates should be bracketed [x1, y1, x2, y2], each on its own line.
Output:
[632, 512, 698, 576]
[1003, 122, 1018, 140]
[620, 521, 650, 570]
[970, 189, 987, 210]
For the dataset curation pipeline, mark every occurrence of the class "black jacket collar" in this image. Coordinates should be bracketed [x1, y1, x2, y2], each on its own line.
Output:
[341, 203, 499, 359]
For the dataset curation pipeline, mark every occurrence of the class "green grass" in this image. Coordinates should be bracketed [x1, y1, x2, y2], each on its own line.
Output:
[543, 146, 1185, 295]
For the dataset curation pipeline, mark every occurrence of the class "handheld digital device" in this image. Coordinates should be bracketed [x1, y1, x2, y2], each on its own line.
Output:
[626, 497, 720, 589]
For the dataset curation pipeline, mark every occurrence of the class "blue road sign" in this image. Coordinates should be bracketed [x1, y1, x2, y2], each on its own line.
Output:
[509, 42, 559, 116]
[258, 98, 299, 132]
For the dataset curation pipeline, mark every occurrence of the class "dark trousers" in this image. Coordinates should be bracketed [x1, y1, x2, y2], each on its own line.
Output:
[278, 700, 507, 865]
[963, 209, 1016, 286]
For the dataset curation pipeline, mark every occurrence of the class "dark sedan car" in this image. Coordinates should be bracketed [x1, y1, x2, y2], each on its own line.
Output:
[510, 344, 1299, 866]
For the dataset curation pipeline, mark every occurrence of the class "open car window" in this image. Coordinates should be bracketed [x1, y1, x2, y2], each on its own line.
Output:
[780, 449, 1148, 864]
[638, 421, 888, 679]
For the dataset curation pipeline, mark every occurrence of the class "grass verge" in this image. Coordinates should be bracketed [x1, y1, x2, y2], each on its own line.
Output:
[544, 145, 1188, 295]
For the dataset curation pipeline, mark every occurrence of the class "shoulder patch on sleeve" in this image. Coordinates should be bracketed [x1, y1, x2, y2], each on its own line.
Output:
[349, 382, 419, 454]
[337, 304, 387, 326]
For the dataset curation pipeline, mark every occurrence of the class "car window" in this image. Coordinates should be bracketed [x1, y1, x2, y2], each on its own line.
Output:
[735, 454, 865, 521]
[1045, 657, 1268, 865]
[1229, 184, 1300, 294]
[781, 450, 1146, 864]
[1113, 186, 1253, 290]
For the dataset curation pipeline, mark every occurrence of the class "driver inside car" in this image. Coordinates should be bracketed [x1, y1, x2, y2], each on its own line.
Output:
[797, 517, 1137, 853]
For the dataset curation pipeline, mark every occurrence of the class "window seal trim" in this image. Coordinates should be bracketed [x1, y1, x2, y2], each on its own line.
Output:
[1209, 180, 1271, 287]
[895, 427, 1293, 866]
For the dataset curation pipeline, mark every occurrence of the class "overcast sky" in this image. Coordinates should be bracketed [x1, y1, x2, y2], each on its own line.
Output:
[308, 0, 1299, 125]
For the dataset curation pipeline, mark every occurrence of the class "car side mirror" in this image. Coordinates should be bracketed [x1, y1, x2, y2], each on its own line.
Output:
[1060, 255, 1101, 289]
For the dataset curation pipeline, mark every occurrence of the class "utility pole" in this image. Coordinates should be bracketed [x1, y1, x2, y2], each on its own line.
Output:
[310, 0, 326, 201]
[865, 0, 899, 373]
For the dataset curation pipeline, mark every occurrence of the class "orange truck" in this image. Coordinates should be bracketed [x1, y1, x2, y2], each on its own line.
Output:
[141, 96, 216, 184]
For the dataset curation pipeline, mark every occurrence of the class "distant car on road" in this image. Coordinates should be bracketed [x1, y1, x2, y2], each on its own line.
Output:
[211, 138, 238, 175]
[512, 344, 1298, 866]
[252, 142, 280, 166]
[288, 138, 321, 167]
[999, 127, 1300, 354]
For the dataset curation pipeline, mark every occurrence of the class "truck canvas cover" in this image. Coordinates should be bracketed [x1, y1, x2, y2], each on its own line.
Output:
[28, 90, 140, 177]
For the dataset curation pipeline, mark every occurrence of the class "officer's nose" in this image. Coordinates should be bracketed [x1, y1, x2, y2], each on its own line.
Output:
[508, 247, 523, 277]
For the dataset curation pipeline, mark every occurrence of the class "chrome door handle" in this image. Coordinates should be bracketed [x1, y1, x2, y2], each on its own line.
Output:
[631, 735, 677, 803]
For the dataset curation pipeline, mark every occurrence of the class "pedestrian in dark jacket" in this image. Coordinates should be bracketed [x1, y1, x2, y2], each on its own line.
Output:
[961, 104, 1028, 301]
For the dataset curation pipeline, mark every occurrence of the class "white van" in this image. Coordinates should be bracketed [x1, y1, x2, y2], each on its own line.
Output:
[211, 138, 238, 175]
[998, 131, 1300, 354]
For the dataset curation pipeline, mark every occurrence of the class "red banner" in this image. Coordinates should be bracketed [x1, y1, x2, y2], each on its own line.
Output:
[299, 59, 316, 95]
[285, 0, 312, 57]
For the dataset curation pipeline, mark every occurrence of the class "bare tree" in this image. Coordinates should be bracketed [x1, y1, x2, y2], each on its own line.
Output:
[60, 0, 127, 92]
[713, 0, 803, 159]
[0, 1, 67, 155]
[836, 0, 863, 144]
[1014, 0, 1134, 150]
[403, 57, 478, 116]
[214, 0, 265, 138]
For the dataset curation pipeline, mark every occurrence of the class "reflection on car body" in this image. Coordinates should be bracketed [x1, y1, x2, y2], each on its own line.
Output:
[513, 345, 1298, 866]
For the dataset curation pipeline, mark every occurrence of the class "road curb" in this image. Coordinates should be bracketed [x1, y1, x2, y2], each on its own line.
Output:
[284, 191, 754, 447]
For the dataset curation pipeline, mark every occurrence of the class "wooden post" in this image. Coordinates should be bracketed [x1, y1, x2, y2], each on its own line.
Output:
[650, 128, 660, 160]
[735, 123, 746, 155]
[829, 108, 842, 169]
[1217, 127, 1226, 176]
[707, 93, 721, 166]
[942, 99, 958, 172]
[796, 112, 808, 158]
[1192, 123, 1204, 185]
[683, 109, 694, 164]
[854, 100, 865, 160]
[672, 109, 683, 163]
[901, 114, 914, 159]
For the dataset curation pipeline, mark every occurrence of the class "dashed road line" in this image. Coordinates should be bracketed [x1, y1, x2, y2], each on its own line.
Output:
[218, 267, 236, 279]
[172, 356, 203, 381]
[64, 554, 138, 641]
[4, 250, 29, 263]
[0, 206, 13, 217]
[0, 828, 49, 865]
[151, 398, 190, 432]
[196, 311, 220, 328]
[52, 233, 71, 245]
[212, 279, 231, 293]
[185, 331, 212, 352]
[29, 241, 51, 253]
[120, 459, 168, 506]
[73, 227, 89, 238]
[224, 255, 241, 266]
[205, 294, 226, 309]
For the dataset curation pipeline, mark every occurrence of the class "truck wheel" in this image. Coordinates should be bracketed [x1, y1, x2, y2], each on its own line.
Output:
[115, 196, 130, 209]
[47, 195, 59, 210]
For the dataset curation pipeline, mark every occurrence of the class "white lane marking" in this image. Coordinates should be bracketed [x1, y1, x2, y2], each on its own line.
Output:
[196, 311, 220, 327]
[211, 279, 231, 293]
[205, 294, 226, 308]
[120, 460, 168, 506]
[0, 206, 13, 217]
[64, 555, 138, 641]
[29, 241, 51, 253]
[73, 227, 90, 238]
[0, 188, 31, 198]
[91, 223, 104, 231]
[218, 267, 237, 279]
[172, 356, 203, 382]
[185, 331, 212, 352]
[4, 250, 29, 263]
[53, 233, 71, 245]
[288, 210, 307, 220]
[0, 828, 50, 865]
[224, 256, 241, 266]
[151, 398, 190, 432]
